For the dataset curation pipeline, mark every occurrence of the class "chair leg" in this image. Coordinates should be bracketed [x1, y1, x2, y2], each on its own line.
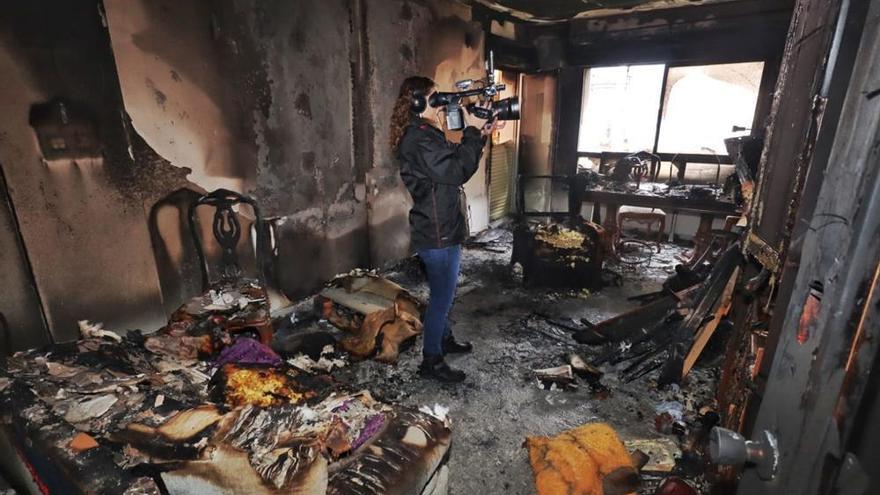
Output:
[658, 217, 666, 243]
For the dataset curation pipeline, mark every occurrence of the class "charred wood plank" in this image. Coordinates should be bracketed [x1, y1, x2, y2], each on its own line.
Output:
[682, 267, 740, 377]
[658, 244, 743, 388]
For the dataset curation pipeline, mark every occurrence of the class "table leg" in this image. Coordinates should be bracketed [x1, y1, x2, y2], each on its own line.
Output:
[667, 211, 678, 243]
[686, 213, 714, 265]
[602, 203, 620, 259]
[591, 202, 602, 224]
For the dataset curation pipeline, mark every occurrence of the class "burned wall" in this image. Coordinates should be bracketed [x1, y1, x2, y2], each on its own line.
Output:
[207, 0, 370, 299]
[105, 0, 492, 300]
[364, 0, 490, 266]
[0, 169, 48, 353]
[0, 0, 492, 346]
[103, 0, 257, 194]
[0, 1, 184, 343]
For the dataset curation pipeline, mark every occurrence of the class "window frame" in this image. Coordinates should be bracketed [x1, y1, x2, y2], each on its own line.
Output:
[575, 60, 766, 167]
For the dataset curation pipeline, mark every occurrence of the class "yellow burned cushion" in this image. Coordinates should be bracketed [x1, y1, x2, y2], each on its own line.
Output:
[525, 423, 640, 495]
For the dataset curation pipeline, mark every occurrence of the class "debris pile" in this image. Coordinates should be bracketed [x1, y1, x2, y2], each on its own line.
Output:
[569, 244, 742, 388]
[318, 271, 425, 364]
[1, 314, 450, 493]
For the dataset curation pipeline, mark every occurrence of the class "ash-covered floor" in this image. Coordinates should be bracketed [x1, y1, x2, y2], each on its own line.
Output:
[280, 233, 720, 494]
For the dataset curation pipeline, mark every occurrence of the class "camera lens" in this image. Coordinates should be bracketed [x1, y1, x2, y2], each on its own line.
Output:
[493, 97, 520, 121]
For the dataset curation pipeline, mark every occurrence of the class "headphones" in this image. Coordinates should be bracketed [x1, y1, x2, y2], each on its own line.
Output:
[410, 89, 427, 114]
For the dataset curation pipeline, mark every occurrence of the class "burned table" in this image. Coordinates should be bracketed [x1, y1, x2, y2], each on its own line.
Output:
[581, 188, 740, 262]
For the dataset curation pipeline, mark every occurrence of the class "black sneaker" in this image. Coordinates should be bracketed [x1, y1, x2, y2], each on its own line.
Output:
[419, 355, 466, 383]
[442, 335, 473, 355]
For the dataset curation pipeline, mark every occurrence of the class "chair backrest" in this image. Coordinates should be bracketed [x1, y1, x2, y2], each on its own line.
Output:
[188, 189, 271, 291]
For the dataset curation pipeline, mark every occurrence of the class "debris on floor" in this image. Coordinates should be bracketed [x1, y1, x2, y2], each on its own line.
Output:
[1, 315, 450, 493]
[575, 244, 742, 389]
[533, 365, 576, 390]
[624, 438, 681, 474]
[3, 229, 731, 494]
[318, 272, 425, 363]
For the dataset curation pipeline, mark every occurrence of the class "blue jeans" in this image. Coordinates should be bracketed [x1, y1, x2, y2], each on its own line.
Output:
[417, 245, 461, 357]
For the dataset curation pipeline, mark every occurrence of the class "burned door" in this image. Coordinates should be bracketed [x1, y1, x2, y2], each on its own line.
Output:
[518, 72, 557, 214]
[518, 72, 557, 177]
[0, 166, 50, 354]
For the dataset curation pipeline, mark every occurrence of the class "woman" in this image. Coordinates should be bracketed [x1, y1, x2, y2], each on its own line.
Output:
[390, 76, 493, 383]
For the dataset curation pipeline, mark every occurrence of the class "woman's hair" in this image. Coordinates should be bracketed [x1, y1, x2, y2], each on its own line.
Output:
[390, 76, 436, 152]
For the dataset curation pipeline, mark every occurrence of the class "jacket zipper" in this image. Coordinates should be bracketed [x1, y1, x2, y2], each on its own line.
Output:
[431, 184, 442, 248]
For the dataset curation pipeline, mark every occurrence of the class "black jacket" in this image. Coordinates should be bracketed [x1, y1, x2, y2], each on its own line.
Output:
[397, 118, 485, 251]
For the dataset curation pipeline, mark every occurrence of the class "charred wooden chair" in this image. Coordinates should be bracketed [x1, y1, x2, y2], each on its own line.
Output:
[176, 189, 275, 344]
[617, 206, 666, 252]
[684, 215, 740, 267]
[188, 188, 272, 291]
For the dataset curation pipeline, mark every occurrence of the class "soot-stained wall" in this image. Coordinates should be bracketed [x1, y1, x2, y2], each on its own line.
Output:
[0, 1, 192, 344]
[103, 0, 256, 194]
[365, 0, 489, 266]
[208, 0, 370, 298]
[134, 0, 489, 298]
[112, 0, 491, 300]
[0, 0, 491, 348]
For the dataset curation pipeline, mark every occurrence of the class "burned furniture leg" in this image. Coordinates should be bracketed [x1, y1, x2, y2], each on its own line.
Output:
[667, 211, 678, 243]
[686, 213, 715, 266]
[601, 203, 621, 260]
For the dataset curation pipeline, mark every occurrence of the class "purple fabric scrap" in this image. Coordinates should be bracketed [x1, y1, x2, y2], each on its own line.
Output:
[352, 413, 386, 450]
[332, 399, 354, 413]
[214, 337, 282, 368]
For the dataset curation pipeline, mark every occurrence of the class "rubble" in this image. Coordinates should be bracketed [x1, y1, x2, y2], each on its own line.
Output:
[624, 438, 681, 474]
[533, 365, 576, 390]
[2, 312, 451, 494]
[319, 273, 425, 364]
[3, 229, 728, 494]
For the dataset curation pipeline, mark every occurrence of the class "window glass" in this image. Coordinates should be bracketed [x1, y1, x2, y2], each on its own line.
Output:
[657, 62, 764, 155]
[577, 64, 665, 153]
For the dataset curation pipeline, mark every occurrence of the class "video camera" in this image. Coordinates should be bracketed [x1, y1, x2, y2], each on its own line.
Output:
[428, 51, 520, 131]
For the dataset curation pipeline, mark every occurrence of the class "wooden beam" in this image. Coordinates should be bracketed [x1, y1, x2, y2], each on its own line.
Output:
[683, 266, 740, 377]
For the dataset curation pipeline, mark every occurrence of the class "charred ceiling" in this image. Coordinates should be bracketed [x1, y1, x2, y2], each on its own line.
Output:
[483, 0, 794, 73]
[465, 0, 749, 23]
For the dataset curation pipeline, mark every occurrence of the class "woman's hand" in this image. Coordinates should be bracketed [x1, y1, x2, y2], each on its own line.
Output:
[481, 120, 506, 136]
[465, 112, 489, 131]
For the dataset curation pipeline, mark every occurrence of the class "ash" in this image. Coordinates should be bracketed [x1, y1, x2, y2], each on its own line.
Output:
[286, 234, 719, 494]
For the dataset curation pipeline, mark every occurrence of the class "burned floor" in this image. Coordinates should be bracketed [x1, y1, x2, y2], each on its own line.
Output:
[309, 239, 721, 494]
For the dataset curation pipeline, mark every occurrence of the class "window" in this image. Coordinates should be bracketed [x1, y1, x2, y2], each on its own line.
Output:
[577, 61, 764, 161]
[577, 64, 664, 153]
[657, 62, 764, 155]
